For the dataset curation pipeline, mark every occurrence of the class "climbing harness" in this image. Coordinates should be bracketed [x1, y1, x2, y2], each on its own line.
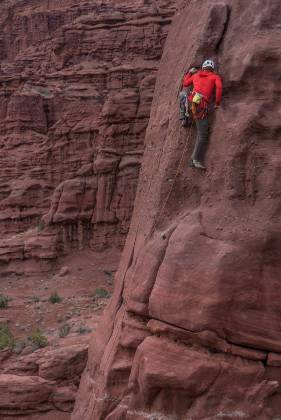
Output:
[179, 86, 208, 124]
[192, 92, 203, 104]
[190, 91, 209, 120]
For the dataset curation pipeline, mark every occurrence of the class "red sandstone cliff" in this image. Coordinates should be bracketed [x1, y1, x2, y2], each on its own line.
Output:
[0, 0, 176, 275]
[73, 0, 281, 418]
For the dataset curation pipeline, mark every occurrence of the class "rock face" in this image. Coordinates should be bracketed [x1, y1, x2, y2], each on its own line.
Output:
[0, 0, 176, 274]
[0, 341, 88, 416]
[73, 0, 281, 418]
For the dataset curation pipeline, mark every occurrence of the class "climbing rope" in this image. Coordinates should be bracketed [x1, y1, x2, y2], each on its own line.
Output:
[96, 80, 197, 420]
[99, 0, 196, 375]
[100, 123, 174, 370]
[149, 120, 194, 236]
[101, 49, 197, 375]
[84, 0, 200, 413]
[101, 119, 195, 374]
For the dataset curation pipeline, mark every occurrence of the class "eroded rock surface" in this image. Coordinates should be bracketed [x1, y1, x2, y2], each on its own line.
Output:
[73, 0, 281, 418]
[0, 0, 176, 275]
[0, 339, 88, 417]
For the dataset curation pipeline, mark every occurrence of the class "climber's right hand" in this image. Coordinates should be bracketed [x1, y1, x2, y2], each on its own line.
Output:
[189, 67, 197, 74]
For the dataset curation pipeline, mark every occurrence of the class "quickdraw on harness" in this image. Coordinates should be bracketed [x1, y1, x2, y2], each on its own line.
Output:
[189, 91, 208, 120]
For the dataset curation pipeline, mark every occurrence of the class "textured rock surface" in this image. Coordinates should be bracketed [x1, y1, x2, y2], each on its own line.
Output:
[73, 0, 281, 418]
[0, 0, 176, 275]
[0, 374, 53, 415]
[1, 339, 88, 416]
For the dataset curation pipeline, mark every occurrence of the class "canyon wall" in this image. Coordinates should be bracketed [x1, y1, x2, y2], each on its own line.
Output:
[73, 0, 281, 418]
[0, 0, 176, 275]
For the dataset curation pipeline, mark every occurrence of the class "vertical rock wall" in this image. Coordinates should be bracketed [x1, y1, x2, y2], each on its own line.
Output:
[73, 0, 281, 418]
[0, 0, 176, 274]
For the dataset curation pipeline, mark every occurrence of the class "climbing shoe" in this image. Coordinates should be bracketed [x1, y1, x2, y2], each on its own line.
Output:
[181, 117, 188, 127]
[188, 159, 195, 167]
[192, 160, 206, 170]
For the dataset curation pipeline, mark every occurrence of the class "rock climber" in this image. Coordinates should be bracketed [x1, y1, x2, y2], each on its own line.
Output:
[182, 59, 223, 170]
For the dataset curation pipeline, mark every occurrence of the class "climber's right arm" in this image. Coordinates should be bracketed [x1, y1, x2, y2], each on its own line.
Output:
[183, 72, 194, 88]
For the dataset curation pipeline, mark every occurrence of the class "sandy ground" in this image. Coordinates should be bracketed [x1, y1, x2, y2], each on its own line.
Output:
[0, 248, 121, 419]
[0, 248, 121, 345]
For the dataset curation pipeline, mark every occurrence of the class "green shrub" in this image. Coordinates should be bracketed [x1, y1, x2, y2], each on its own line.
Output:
[0, 295, 9, 309]
[37, 220, 45, 231]
[78, 325, 92, 335]
[93, 288, 111, 299]
[29, 330, 48, 349]
[0, 324, 14, 350]
[13, 339, 27, 355]
[48, 291, 62, 304]
[31, 296, 40, 303]
[59, 324, 71, 338]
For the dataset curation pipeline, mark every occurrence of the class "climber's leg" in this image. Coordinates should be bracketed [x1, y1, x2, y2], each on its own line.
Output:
[179, 91, 187, 120]
[191, 118, 209, 167]
[179, 91, 190, 126]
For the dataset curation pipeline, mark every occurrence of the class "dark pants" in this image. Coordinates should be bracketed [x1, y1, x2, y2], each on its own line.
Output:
[191, 118, 209, 162]
[179, 91, 188, 119]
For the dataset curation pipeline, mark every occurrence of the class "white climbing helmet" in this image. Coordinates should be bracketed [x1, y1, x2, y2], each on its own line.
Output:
[202, 59, 215, 70]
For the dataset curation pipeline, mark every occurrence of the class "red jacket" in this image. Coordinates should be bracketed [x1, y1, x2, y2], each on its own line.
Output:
[183, 70, 223, 105]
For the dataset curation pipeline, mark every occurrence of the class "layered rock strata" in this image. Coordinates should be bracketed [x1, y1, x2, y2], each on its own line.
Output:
[0, 0, 176, 274]
[73, 0, 281, 418]
[0, 338, 88, 417]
